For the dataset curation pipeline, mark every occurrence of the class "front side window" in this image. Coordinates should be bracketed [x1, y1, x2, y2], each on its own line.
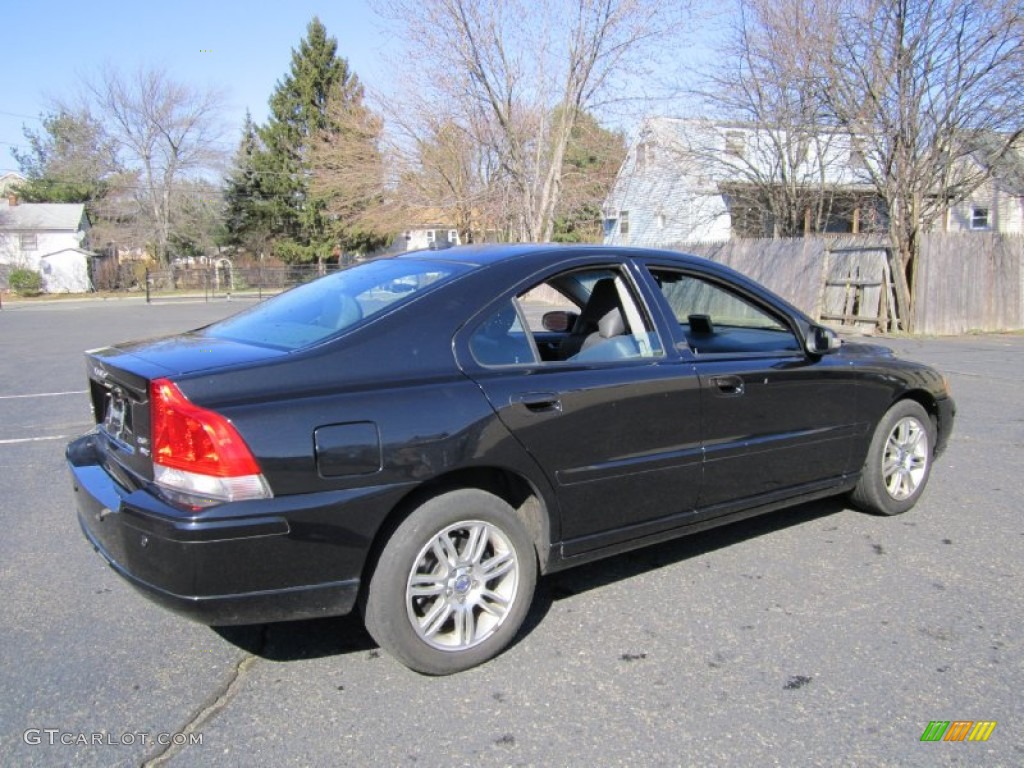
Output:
[649, 268, 800, 355]
[619, 211, 630, 236]
[469, 266, 663, 366]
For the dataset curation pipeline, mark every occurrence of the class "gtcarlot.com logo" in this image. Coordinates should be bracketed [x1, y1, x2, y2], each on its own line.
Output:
[920, 721, 997, 742]
[23, 729, 203, 747]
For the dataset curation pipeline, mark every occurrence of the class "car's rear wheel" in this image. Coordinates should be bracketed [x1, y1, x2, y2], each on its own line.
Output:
[363, 489, 537, 675]
[851, 400, 934, 515]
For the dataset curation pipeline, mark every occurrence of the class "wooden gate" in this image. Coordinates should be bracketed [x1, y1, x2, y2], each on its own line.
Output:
[818, 246, 899, 332]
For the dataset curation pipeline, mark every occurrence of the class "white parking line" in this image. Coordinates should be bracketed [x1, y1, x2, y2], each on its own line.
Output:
[0, 435, 70, 445]
[0, 390, 88, 400]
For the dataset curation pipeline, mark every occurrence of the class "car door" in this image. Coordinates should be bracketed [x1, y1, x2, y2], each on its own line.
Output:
[458, 262, 703, 557]
[644, 266, 861, 514]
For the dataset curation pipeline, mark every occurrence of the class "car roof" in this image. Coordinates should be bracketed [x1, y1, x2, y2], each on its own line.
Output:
[395, 243, 811, 325]
[397, 243, 708, 269]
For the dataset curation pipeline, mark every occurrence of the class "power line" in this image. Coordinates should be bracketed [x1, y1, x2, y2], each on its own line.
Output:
[0, 171, 393, 207]
[0, 110, 44, 122]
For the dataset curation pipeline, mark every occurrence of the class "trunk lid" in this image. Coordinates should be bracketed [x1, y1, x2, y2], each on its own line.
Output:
[85, 334, 287, 484]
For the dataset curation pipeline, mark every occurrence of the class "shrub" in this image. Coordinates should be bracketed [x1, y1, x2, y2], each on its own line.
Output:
[9, 268, 43, 296]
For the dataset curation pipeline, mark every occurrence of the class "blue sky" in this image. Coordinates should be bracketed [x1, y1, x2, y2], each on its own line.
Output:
[0, 1, 392, 172]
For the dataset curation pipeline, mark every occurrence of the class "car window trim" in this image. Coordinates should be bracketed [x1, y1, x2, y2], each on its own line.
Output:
[511, 296, 542, 365]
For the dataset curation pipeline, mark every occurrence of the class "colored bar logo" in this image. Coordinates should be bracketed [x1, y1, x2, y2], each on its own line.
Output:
[920, 721, 997, 742]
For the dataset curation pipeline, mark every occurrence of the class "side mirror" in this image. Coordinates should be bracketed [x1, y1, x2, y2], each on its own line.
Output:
[806, 325, 842, 355]
[542, 310, 579, 332]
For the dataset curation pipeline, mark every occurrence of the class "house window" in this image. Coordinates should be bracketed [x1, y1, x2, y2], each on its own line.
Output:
[426, 230, 436, 243]
[849, 138, 867, 170]
[656, 212, 666, 229]
[448, 229, 458, 244]
[20, 233, 37, 251]
[619, 211, 630, 236]
[636, 140, 656, 171]
[971, 207, 991, 230]
[725, 131, 745, 158]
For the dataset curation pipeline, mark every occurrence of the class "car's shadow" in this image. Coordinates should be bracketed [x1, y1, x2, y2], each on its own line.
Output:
[213, 497, 848, 663]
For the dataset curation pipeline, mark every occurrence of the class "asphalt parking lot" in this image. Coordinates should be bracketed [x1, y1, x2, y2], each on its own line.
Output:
[0, 297, 1021, 767]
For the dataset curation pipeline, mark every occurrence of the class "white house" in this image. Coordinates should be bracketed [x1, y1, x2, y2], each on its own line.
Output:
[0, 197, 93, 293]
[603, 117, 884, 248]
[943, 138, 1024, 234]
[604, 118, 1024, 247]
[403, 225, 461, 252]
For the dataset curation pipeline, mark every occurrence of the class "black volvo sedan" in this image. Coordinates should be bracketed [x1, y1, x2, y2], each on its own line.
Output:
[67, 245, 954, 674]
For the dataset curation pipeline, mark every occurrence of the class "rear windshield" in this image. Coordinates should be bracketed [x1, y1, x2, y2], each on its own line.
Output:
[204, 258, 471, 350]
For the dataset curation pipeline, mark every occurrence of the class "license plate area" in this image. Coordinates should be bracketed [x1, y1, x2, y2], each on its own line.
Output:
[102, 387, 135, 450]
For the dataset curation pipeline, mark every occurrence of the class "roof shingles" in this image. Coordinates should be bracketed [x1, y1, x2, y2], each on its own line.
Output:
[0, 201, 87, 232]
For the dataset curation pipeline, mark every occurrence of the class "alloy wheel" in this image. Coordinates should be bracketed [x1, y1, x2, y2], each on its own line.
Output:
[405, 521, 520, 652]
[882, 416, 929, 500]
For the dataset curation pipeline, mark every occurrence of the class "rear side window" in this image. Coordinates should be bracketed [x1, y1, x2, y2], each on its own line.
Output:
[469, 266, 664, 366]
[206, 259, 470, 350]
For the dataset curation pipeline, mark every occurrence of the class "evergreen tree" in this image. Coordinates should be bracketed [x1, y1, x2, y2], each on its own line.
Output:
[552, 112, 626, 244]
[251, 17, 368, 264]
[12, 111, 112, 205]
[223, 111, 273, 254]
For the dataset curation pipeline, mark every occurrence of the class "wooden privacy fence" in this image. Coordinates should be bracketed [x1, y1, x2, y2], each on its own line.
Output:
[915, 233, 1024, 335]
[673, 233, 1024, 335]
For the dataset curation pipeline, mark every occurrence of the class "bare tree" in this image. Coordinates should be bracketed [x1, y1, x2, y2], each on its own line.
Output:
[404, 118, 490, 243]
[383, 102, 509, 244]
[687, 0, 871, 238]
[688, 0, 1023, 327]
[805, 0, 1024, 327]
[308, 85, 392, 254]
[374, 0, 694, 242]
[75, 66, 226, 263]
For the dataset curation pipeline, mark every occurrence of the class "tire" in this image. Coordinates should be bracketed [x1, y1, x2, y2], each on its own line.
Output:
[363, 489, 537, 675]
[851, 400, 935, 516]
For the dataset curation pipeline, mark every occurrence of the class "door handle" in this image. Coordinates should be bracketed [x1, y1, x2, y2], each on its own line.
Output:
[710, 375, 745, 396]
[511, 392, 562, 412]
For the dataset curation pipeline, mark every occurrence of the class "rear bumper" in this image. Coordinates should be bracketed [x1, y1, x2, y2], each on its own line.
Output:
[76, 514, 360, 625]
[67, 431, 399, 626]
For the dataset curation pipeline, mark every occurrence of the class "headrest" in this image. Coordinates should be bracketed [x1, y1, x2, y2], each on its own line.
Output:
[598, 309, 626, 338]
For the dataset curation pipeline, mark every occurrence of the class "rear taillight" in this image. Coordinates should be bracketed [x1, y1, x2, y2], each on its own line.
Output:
[150, 378, 271, 507]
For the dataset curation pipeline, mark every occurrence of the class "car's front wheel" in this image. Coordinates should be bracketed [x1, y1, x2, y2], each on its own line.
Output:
[851, 400, 935, 515]
[363, 489, 537, 675]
